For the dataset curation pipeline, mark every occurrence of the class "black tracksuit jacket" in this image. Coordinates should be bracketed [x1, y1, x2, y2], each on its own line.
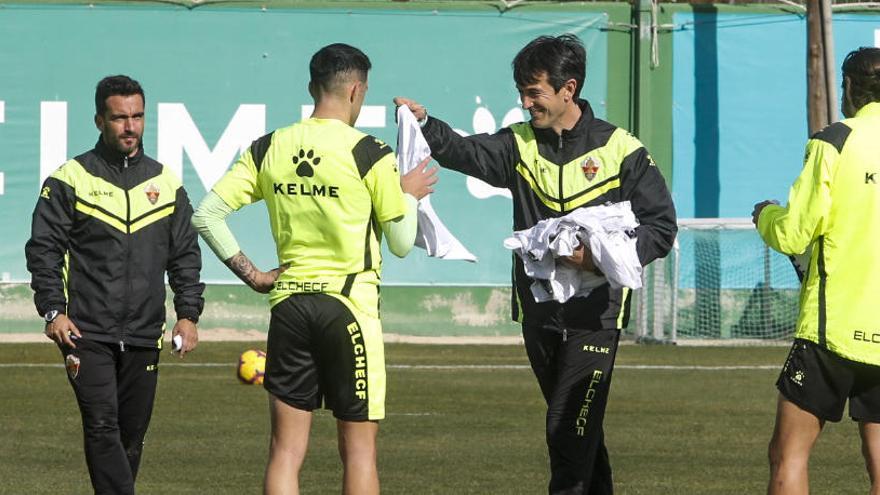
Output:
[25, 139, 204, 348]
[421, 99, 677, 330]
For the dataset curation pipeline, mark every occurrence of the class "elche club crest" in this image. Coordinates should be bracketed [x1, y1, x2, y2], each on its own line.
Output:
[65, 354, 80, 380]
[144, 183, 160, 204]
[581, 156, 601, 182]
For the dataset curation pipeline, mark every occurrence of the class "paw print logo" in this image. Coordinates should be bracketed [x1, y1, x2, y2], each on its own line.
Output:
[292, 149, 321, 177]
[792, 370, 805, 386]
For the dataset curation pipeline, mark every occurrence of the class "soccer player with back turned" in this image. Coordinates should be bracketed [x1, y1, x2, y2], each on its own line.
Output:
[191, 43, 436, 494]
[25, 75, 205, 494]
[754, 47, 880, 495]
[396, 34, 677, 494]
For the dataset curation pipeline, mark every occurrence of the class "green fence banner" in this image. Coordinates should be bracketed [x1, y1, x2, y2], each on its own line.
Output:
[0, 4, 608, 285]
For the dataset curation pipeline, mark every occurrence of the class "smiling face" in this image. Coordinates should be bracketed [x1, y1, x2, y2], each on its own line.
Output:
[95, 94, 144, 157]
[517, 71, 577, 133]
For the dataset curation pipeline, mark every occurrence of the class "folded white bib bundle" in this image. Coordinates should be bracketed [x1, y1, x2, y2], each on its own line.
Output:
[503, 201, 642, 303]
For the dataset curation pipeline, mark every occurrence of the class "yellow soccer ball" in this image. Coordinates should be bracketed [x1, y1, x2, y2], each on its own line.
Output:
[237, 349, 266, 385]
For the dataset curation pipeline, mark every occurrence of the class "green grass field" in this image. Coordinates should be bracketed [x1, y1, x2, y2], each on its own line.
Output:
[0, 342, 871, 494]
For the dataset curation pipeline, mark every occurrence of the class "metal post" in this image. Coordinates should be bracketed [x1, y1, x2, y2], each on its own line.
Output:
[762, 244, 772, 332]
[632, 0, 656, 138]
[820, 0, 837, 123]
[671, 239, 680, 342]
[637, 269, 648, 339]
[807, 0, 837, 133]
[652, 259, 666, 340]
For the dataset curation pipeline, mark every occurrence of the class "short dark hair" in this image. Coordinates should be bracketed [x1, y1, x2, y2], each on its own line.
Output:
[513, 34, 586, 98]
[842, 47, 880, 110]
[95, 75, 144, 116]
[309, 43, 372, 95]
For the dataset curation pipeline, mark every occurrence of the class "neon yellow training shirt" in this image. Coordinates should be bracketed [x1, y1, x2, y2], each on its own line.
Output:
[212, 118, 407, 313]
[758, 102, 880, 365]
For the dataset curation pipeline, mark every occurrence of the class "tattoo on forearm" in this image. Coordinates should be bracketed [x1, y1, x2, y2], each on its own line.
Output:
[226, 252, 259, 287]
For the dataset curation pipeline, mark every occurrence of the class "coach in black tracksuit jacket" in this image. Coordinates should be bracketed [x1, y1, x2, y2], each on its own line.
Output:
[25, 75, 204, 495]
[396, 35, 676, 494]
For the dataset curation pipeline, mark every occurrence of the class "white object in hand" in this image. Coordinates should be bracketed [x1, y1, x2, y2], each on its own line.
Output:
[172, 334, 183, 352]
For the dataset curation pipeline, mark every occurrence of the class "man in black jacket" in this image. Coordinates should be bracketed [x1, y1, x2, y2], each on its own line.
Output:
[25, 75, 204, 495]
[395, 34, 676, 494]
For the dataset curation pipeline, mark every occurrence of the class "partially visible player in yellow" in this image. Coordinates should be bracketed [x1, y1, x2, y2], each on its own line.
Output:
[192, 43, 436, 495]
[754, 47, 880, 495]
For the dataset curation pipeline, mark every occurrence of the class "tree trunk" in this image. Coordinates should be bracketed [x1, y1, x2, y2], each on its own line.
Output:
[807, 0, 837, 135]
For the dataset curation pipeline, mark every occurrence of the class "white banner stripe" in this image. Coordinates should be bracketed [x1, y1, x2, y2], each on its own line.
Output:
[40, 101, 67, 184]
[0, 363, 777, 370]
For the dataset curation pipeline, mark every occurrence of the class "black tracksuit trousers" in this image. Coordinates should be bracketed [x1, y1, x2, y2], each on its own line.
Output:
[523, 324, 621, 495]
[61, 338, 160, 495]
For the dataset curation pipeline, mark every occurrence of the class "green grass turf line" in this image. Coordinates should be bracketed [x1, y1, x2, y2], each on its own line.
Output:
[0, 343, 869, 494]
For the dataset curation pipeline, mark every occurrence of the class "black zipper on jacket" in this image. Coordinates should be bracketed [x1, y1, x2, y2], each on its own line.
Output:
[557, 133, 566, 214]
[121, 155, 130, 352]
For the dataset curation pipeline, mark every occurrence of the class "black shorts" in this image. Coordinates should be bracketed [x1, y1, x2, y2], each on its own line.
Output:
[777, 338, 880, 422]
[264, 293, 385, 421]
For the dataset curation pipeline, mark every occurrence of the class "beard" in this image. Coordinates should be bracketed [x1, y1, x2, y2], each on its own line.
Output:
[111, 133, 141, 155]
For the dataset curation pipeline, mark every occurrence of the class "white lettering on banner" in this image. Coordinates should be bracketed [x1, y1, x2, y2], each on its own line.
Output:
[157, 103, 266, 189]
[0, 172, 4, 196]
[40, 101, 67, 184]
[29, 98, 524, 200]
[300, 105, 385, 128]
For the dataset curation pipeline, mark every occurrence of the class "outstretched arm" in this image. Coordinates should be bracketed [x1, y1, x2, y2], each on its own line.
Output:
[394, 96, 518, 188]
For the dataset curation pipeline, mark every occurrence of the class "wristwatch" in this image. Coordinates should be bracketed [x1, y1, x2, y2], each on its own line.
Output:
[44, 310, 60, 323]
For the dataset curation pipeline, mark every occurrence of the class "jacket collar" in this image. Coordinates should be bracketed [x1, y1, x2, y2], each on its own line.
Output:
[855, 101, 880, 118]
[94, 137, 144, 167]
[531, 99, 595, 142]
